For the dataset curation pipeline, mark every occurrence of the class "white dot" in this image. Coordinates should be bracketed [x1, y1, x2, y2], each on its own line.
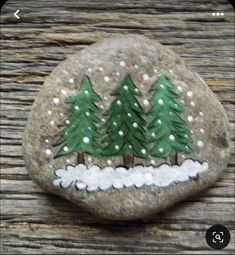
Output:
[87, 68, 92, 72]
[83, 137, 90, 144]
[45, 139, 49, 143]
[184, 134, 188, 138]
[190, 130, 194, 134]
[151, 160, 156, 165]
[169, 134, 175, 141]
[143, 99, 149, 106]
[143, 74, 149, 80]
[60, 113, 64, 117]
[200, 128, 205, 134]
[127, 113, 132, 117]
[50, 120, 55, 126]
[100, 105, 104, 109]
[116, 72, 120, 76]
[115, 145, 119, 150]
[199, 111, 204, 116]
[65, 120, 70, 125]
[119, 61, 126, 67]
[190, 101, 195, 107]
[151, 132, 156, 137]
[177, 86, 183, 92]
[74, 105, 79, 110]
[133, 122, 138, 128]
[88, 126, 91, 130]
[134, 88, 139, 93]
[180, 99, 185, 104]
[160, 84, 165, 89]
[98, 67, 103, 71]
[134, 64, 138, 69]
[123, 85, 128, 90]
[197, 140, 204, 148]
[53, 98, 60, 104]
[45, 149, 52, 155]
[141, 149, 147, 154]
[187, 91, 193, 98]
[47, 110, 52, 115]
[117, 100, 121, 105]
[102, 118, 105, 122]
[61, 90, 67, 96]
[128, 145, 132, 149]
[113, 122, 117, 126]
[118, 130, 124, 136]
[88, 157, 92, 162]
[104, 76, 110, 82]
[221, 12, 224, 16]
[63, 146, 69, 152]
[157, 119, 162, 124]
[169, 69, 173, 73]
[153, 69, 158, 73]
[216, 12, 220, 16]
[84, 90, 89, 94]
[212, 13, 215, 16]
[159, 148, 164, 153]
[134, 103, 138, 107]
[187, 116, 193, 123]
[69, 78, 74, 84]
[104, 96, 108, 100]
[107, 160, 112, 165]
[158, 99, 164, 105]
[85, 112, 90, 116]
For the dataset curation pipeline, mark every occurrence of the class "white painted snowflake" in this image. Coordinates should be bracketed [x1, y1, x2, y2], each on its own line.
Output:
[197, 140, 204, 148]
[143, 99, 149, 106]
[143, 74, 149, 80]
[69, 78, 74, 84]
[187, 116, 193, 123]
[83, 137, 90, 144]
[119, 61, 126, 67]
[187, 91, 193, 98]
[104, 76, 110, 82]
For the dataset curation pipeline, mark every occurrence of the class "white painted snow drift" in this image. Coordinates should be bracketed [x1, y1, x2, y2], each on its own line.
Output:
[53, 159, 209, 192]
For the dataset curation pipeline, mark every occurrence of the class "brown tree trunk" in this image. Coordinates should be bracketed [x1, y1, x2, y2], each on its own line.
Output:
[77, 153, 85, 164]
[123, 154, 134, 168]
[170, 153, 177, 165]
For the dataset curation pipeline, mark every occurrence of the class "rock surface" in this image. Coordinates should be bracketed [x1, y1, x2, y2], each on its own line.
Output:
[23, 35, 231, 220]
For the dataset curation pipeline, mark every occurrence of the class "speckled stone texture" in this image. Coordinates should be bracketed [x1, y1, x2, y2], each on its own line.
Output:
[23, 35, 231, 220]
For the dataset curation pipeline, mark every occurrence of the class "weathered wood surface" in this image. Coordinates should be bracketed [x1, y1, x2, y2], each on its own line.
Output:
[1, 0, 234, 254]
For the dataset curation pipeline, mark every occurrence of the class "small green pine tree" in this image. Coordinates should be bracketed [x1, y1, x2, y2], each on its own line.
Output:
[147, 74, 193, 164]
[54, 75, 102, 163]
[102, 74, 147, 167]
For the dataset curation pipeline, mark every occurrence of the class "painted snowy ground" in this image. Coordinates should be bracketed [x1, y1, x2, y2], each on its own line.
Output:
[53, 159, 209, 192]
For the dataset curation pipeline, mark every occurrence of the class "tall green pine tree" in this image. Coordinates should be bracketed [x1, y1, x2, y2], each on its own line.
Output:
[54, 75, 102, 163]
[147, 74, 192, 164]
[102, 74, 147, 167]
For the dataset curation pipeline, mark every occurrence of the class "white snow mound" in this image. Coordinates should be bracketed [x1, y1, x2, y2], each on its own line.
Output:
[53, 159, 208, 192]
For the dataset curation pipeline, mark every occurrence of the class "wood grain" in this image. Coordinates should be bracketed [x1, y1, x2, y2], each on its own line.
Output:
[1, 0, 234, 254]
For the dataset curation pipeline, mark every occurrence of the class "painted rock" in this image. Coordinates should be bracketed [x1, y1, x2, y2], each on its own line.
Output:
[23, 35, 231, 220]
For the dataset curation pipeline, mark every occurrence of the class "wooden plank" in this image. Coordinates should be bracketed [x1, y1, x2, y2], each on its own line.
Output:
[1, 0, 234, 254]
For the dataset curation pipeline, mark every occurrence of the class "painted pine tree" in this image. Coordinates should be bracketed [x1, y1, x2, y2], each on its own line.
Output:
[54, 75, 102, 163]
[102, 74, 148, 167]
[148, 74, 192, 164]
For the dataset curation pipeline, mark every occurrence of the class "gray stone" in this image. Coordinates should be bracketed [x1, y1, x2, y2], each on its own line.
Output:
[23, 35, 231, 220]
